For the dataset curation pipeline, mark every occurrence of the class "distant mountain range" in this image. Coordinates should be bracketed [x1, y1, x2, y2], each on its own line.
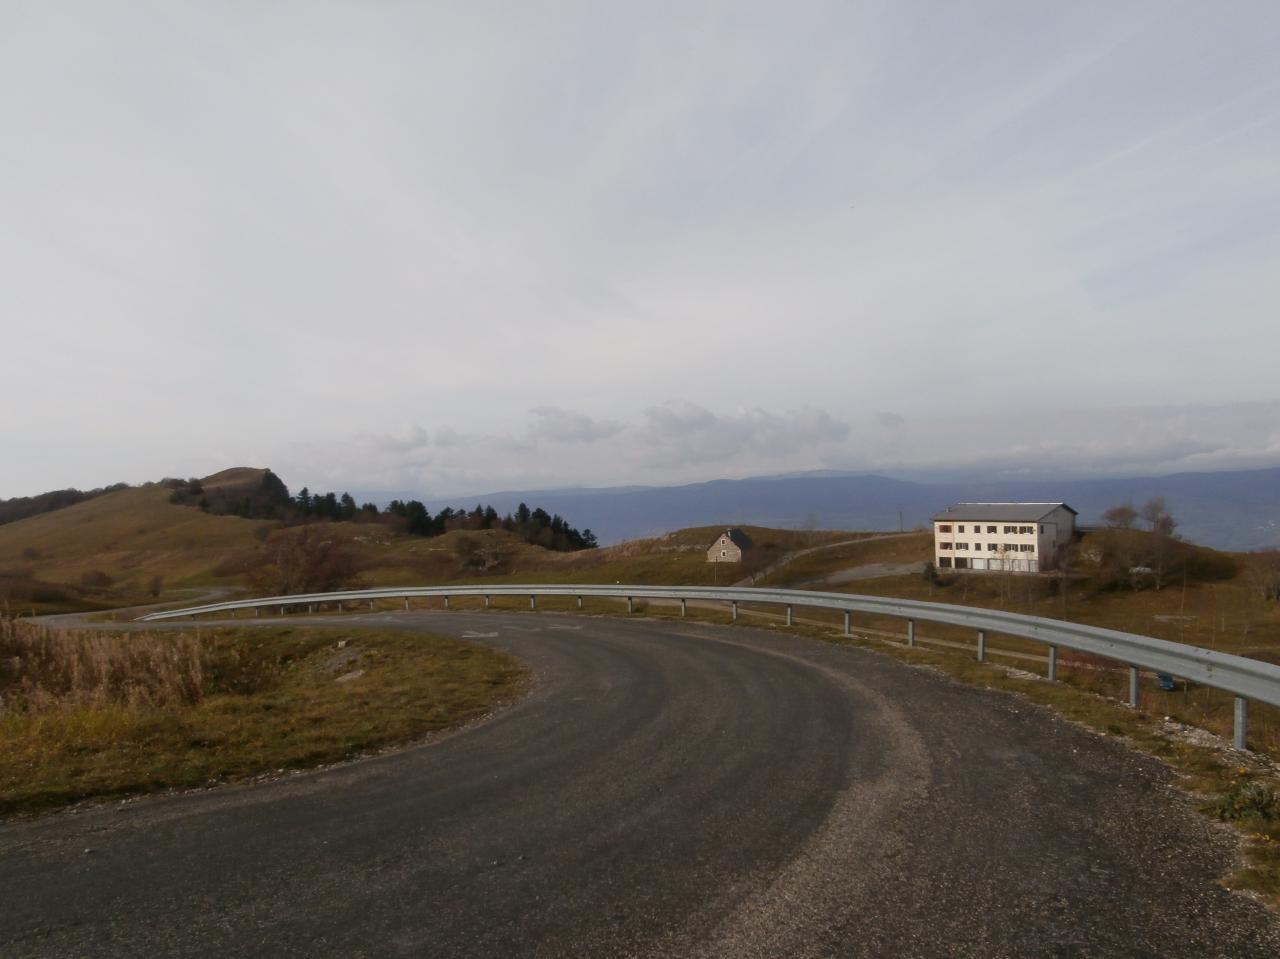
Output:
[355, 466, 1280, 552]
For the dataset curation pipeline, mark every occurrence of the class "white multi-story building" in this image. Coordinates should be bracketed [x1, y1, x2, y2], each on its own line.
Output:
[932, 503, 1077, 573]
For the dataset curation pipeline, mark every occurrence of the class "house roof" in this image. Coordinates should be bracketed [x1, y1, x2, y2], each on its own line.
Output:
[713, 528, 751, 549]
[932, 503, 1077, 523]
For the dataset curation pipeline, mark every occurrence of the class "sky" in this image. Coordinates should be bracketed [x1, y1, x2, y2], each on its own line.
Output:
[2, 1, 1279, 499]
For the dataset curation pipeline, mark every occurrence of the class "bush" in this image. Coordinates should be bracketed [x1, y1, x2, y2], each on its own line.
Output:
[1206, 781, 1280, 823]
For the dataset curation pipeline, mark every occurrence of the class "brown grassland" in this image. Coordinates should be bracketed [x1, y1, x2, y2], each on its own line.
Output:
[0, 619, 525, 816]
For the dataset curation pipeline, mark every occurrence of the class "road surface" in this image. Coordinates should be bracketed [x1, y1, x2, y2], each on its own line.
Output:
[2, 612, 1277, 957]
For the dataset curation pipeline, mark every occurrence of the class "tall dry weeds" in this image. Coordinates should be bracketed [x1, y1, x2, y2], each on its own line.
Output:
[0, 619, 202, 713]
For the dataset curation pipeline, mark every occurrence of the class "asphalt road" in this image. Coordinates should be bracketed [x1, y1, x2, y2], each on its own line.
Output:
[3, 612, 1278, 957]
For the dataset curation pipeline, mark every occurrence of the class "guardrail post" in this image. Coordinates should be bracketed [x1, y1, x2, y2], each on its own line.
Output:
[577, 596, 583, 609]
[279, 606, 285, 616]
[530, 595, 536, 610]
[1234, 697, 1248, 750]
[444, 596, 450, 610]
[732, 601, 738, 622]
[1047, 644, 1057, 681]
[368, 600, 374, 611]
[680, 598, 687, 617]
[627, 597, 633, 614]
[976, 630, 985, 662]
[786, 605, 793, 626]
[403, 598, 408, 611]
[485, 595, 491, 608]
[1128, 667, 1139, 707]
[843, 611, 850, 635]
[907, 619, 915, 648]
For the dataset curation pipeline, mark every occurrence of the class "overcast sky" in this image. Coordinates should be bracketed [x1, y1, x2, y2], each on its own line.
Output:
[3, 2, 1278, 498]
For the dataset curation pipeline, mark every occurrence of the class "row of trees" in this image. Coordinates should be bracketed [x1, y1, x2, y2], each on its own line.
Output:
[170, 471, 597, 553]
[383, 500, 597, 550]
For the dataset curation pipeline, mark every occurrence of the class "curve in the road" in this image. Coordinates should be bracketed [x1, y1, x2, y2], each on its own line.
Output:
[1, 611, 1276, 958]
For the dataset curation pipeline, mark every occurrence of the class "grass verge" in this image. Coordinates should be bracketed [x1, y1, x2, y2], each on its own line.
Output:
[0, 623, 526, 817]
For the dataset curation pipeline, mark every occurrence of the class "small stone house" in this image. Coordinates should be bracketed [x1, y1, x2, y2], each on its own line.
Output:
[707, 528, 751, 563]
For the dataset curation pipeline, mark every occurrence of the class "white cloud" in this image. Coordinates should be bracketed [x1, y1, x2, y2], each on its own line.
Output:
[1, 3, 1278, 496]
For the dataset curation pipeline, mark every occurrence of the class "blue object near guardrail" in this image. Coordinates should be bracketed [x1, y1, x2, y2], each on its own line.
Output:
[139, 583, 1280, 752]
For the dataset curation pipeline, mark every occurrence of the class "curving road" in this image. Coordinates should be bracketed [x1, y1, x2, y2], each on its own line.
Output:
[2, 612, 1278, 957]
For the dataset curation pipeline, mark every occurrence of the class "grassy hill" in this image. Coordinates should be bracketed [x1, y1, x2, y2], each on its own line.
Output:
[0, 483, 275, 613]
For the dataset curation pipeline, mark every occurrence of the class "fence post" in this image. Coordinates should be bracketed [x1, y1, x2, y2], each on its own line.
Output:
[1047, 644, 1057, 681]
[369, 599, 374, 611]
[577, 596, 583, 609]
[485, 595, 491, 608]
[403, 598, 408, 611]
[680, 598, 687, 617]
[627, 597, 633, 614]
[530, 595, 536, 610]
[1128, 667, 1139, 707]
[786, 605, 793, 627]
[1234, 697, 1248, 750]
[843, 611, 850, 636]
[732, 601, 738, 622]
[976, 630, 985, 662]
[907, 619, 915, 648]
[444, 596, 450, 610]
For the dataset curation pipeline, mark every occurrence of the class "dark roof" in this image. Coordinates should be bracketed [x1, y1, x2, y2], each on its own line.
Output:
[713, 528, 751, 549]
[932, 503, 1077, 523]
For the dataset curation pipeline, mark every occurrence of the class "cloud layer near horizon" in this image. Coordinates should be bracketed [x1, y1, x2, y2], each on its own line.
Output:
[2, 3, 1278, 497]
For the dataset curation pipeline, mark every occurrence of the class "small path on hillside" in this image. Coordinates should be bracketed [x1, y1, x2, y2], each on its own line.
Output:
[733, 532, 919, 586]
[798, 560, 927, 587]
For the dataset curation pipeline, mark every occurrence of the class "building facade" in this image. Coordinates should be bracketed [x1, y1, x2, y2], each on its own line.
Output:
[932, 503, 1077, 573]
[707, 528, 751, 563]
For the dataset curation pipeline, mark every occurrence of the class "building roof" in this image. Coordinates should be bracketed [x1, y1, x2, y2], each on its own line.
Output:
[713, 528, 752, 549]
[931, 503, 1077, 523]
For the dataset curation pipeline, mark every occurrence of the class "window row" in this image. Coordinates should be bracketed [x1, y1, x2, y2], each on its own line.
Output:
[939, 543, 1035, 552]
[937, 524, 1040, 535]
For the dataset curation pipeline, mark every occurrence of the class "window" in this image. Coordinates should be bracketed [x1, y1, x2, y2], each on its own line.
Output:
[954, 557, 969, 569]
[938, 524, 951, 533]
[956, 542, 969, 550]
[958, 525, 965, 533]
[1020, 544, 1034, 552]
[721, 550, 727, 557]
[987, 543, 998, 551]
[1004, 543, 1017, 551]
[1020, 526, 1034, 534]
[1039, 525, 1045, 534]
[940, 542, 953, 550]
[939, 557, 952, 568]
[1004, 525, 1015, 534]
[987, 525, 997, 533]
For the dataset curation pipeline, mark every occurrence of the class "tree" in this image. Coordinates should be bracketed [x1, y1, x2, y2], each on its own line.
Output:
[250, 526, 359, 595]
[1139, 497, 1178, 590]
[1102, 502, 1138, 529]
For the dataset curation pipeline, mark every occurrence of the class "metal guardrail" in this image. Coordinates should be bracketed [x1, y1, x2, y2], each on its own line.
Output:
[139, 583, 1280, 751]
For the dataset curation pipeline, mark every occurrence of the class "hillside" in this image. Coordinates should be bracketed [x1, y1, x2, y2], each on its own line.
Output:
[0, 483, 275, 613]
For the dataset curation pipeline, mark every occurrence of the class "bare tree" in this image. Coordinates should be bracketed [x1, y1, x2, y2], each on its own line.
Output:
[250, 526, 359, 595]
[1102, 502, 1138, 529]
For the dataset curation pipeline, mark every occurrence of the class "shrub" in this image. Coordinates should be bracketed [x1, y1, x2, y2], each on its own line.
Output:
[1205, 781, 1280, 823]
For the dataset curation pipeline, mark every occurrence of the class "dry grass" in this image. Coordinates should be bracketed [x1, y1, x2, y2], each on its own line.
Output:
[0, 619, 201, 712]
[0, 621, 525, 816]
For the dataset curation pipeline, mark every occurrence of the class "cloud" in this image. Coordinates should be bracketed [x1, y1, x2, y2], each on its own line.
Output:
[636, 402, 850, 468]
[529, 406, 623, 444]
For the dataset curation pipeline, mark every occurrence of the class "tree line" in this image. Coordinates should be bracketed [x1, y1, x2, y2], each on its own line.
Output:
[168, 471, 597, 552]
